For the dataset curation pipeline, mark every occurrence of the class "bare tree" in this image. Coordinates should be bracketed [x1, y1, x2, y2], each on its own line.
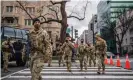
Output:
[114, 8, 133, 55]
[16, 0, 90, 43]
[101, 8, 133, 55]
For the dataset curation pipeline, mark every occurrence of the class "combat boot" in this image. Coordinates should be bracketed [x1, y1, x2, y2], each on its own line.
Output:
[48, 64, 51, 67]
[63, 64, 65, 67]
[97, 68, 101, 74]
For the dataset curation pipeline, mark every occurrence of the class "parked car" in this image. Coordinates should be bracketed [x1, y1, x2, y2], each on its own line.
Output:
[106, 52, 115, 58]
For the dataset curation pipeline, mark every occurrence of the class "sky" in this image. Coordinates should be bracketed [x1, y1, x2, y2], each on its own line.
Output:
[66, 0, 100, 37]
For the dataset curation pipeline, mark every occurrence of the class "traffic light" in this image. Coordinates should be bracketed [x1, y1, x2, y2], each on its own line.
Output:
[94, 15, 97, 22]
[75, 29, 78, 38]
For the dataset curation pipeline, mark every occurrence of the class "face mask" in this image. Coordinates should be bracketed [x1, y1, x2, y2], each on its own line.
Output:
[66, 40, 68, 42]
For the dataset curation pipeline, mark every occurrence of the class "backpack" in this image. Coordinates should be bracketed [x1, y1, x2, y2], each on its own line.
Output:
[79, 45, 85, 53]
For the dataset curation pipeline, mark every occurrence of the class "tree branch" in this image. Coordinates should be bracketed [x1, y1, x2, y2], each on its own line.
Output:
[50, 0, 63, 5]
[48, 6, 59, 20]
[16, 1, 33, 20]
[67, 1, 90, 20]
[41, 19, 61, 24]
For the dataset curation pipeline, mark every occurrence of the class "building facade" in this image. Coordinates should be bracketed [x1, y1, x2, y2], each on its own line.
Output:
[97, 0, 133, 53]
[88, 14, 98, 45]
[1, 1, 61, 50]
[78, 30, 89, 45]
[97, 0, 133, 30]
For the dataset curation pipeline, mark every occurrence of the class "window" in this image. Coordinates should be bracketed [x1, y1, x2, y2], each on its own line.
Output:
[130, 37, 133, 43]
[25, 19, 33, 26]
[26, 7, 35, 13]
[21, 30, 27, 40]
[126, 38, 127, 43]
[15, 29, 23, 39]
[15, 6, 18, 13]
[6, 6, 13, 12]
[4, 27, 15, 38]
[7, 19, 13, 23]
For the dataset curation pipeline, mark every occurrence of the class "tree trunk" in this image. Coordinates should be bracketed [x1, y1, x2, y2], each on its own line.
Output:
[118, 42, 123, 56]
[60, 1, 67, 43]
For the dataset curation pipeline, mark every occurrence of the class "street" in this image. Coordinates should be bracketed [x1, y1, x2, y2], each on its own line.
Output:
[1, 58, 133, 80]
[1, 61, 26, 77]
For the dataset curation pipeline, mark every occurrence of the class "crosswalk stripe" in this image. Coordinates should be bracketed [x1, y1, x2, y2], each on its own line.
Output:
[9, 76, 133, 79]
[24, 68, 130, 71]
[43, 67, 121, 69]
[2, 66, 133, 80]
[18, 71, 133, 75]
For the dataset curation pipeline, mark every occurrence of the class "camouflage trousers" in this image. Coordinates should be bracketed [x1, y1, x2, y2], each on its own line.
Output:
[97, 53, 105, 71]
[88, 54, 96, 67]
[48, 54, 52, 66]
[79, 55, 88, 70]
[58, 54, 65, 66]
[3, 52, 10, 71]
[30, 57, 44, 80]
[65, 55, 72, 71]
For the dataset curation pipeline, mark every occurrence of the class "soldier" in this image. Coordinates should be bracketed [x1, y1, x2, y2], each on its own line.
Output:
[78, 39, 88, 71]
[87, 44, 96, 67]
[95, 34, 107, 74]
[2, 37, 12, 72]
[48, 41, 53, 67]
[13, 40, 24, 66]
[29, 18, 51, 80]
[22, 43, 25, 62]
[57, 43, 65, 67]
[61, 34, 74, 72]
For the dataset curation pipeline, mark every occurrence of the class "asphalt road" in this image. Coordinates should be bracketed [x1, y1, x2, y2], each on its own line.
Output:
[1, 61, 27, 77]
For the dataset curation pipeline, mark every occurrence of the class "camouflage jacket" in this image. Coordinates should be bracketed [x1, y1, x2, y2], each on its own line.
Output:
[29, 28, 51, 60]
[2, 41, 12, 52]
[78, 44, 87, 55]
[61, 41, 74, 56]
[87, 45, 95, 56]
[95, 39, 107, 55]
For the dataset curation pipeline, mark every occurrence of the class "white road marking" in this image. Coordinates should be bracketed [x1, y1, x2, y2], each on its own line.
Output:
[43, 67, 121, 69]
[1, 68, 27, 80]
[18, 71, 133, 74]
[9, 75, 133, 79]
[24, 68, 129, 71]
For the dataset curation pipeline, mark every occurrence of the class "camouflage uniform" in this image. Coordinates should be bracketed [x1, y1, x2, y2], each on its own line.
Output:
[29, 28, 50, 80]
[87, 45, 96, 67]
[95, 35, 107, 74]
[57, 43, 65, 67]
[61, 41, 74, 72]
[48, 43, 53, 67]
[22, 44, 26, 62]
[2, 40, 12, 72]
[78, 43, 88, 71]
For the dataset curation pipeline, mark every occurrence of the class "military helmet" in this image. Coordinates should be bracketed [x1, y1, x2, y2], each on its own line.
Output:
[66, 33, 70, 40]
[66, 33, 70, 37]
[95, 34, 101, 38]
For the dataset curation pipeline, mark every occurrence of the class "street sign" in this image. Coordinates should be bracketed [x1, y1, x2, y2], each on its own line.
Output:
[66, 28, 71, 33]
